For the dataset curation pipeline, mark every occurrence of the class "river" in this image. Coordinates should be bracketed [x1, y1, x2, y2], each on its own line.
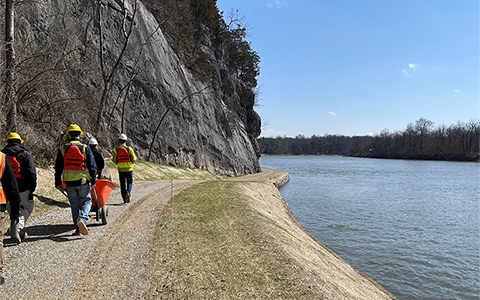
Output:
[259, 156, 480, 300]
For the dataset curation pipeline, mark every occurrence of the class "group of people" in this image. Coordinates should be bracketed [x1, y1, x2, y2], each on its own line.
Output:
[0, 123, 137, 285]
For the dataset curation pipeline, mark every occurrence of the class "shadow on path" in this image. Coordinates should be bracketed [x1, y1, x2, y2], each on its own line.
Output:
[26, 224, 75, 236]
[35, 194, 70, 208]
[2, 224, 83, 246]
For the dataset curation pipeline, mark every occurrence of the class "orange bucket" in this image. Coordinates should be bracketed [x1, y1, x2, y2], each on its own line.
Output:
[91, 179, 117, 208]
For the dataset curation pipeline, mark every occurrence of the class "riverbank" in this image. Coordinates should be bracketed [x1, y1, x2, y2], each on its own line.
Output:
[4, 161, 396, 299]
[147, 168, 396, 299]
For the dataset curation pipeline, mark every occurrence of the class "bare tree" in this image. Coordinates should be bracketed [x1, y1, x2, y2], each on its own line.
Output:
[106, 21, 164, 133]
[147, 86, 210, 161]
[225, 8, 252, 35]
[5, 0, 16, 132]
[95, 0, 138, 131]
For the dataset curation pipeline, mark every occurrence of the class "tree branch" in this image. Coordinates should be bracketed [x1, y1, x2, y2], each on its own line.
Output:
[147, 86, 210, 161]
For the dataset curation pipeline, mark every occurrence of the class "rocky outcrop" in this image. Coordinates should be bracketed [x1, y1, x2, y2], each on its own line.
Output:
[6, 0, 261, 175]
[273, 174, 290, 188]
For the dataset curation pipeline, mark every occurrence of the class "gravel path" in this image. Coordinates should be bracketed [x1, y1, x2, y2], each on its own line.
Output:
[1, 180, 198, 299]
[228, 168, 278, 182]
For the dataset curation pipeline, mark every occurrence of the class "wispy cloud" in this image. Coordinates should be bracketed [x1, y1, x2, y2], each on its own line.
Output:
[267, 0, 288, 8]
[328, 111, 337, 117]
[366, 132, 374, 136]
[453, 89, 463, 93]
[261, 128, 287, 137]
[409, 63, 420, 71]
[402, 63, 420, 77]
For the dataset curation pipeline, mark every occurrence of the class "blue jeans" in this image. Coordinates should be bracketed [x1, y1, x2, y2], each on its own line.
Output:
[119, 171, 133, 201]
[66, 184, 92, 226]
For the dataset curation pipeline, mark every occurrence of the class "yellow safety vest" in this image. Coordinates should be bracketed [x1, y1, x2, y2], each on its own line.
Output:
[61, 142, 91, 182]
[114, 146, 133, 170]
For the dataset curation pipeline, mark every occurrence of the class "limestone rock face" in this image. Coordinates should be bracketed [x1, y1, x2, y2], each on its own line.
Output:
[9, 0, 261, 175]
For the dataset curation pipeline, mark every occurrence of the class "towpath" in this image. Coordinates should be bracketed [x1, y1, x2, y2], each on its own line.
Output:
[0, 179, 199, 299]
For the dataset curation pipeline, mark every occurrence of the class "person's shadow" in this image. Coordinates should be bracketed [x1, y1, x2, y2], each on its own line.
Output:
[2, 194, 79, 246]
[3, 223, 82, 246]
[34, 194, 70, 208]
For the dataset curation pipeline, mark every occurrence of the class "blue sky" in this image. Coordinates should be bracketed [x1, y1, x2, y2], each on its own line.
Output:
[216, 0, 479, 137]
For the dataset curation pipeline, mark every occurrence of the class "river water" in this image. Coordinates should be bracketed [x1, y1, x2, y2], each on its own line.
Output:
[259, 156, 479, 300]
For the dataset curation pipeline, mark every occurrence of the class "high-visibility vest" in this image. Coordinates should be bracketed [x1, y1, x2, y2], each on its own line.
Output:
[115, 146, 133, 169]
[61, 142, 91, 182]
[7, 153, 23, 179]
[0, 153, 8, 204]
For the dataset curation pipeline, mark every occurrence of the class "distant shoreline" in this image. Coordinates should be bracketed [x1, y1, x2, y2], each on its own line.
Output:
[260, 153, 479, 162]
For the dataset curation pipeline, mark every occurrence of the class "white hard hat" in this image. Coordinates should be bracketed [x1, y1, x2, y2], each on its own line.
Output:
[119, 133, 127, 141]
[89, 138, 98, 146]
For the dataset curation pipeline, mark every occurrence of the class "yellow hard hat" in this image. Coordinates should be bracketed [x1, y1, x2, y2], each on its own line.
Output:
[5, 132, 24, 144]
[66, 123, 83, 136]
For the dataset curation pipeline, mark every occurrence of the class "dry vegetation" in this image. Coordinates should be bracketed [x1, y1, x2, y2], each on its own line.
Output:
[147, 173, 396, 299]
[147, 180, 311, 299]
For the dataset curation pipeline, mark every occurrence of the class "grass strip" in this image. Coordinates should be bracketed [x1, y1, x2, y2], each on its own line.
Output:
[148, 181, 310, 300]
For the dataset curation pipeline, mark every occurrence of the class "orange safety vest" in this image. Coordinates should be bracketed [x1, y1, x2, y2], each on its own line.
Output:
[0, 153, 7, 204]
[116, 146, 132, 164]
[61, 142, 91, 182]
[7, 153, 23, 179]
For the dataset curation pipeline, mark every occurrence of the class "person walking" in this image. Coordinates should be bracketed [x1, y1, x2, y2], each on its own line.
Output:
[2, 133, 37, 242]
[54, 124, 96, 236]
[112, 134, 136, 204]
[0, 152, 21, 285]
[89, 138, 105, 179]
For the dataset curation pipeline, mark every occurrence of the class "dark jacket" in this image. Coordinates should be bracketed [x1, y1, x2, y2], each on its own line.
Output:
[2, 143, 37, 193]
[0, 156, 21, 219]
[54, 139, 97, 187]
[90, 146, 105, 179]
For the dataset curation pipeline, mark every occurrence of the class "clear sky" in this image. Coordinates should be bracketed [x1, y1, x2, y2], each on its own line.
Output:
[216, 0, 479, 137]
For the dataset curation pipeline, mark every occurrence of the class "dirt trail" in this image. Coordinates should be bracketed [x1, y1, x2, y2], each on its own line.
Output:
[1, 180, 198, 299]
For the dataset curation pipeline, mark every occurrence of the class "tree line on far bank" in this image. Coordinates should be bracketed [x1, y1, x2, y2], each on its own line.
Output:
[258, 118, 480, 162]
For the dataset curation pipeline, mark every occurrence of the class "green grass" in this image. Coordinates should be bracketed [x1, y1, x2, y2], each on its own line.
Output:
[149, 181, 309, 299]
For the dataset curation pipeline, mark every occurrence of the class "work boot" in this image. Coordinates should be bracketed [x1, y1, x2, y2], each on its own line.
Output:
[125, 193, 130, 203]
[20, 229, 28, 240]
[71, 229, 81, 236]
[11, 234, 21, 244]
[77, 220, 88, 236]
[10, 220, 21, 244]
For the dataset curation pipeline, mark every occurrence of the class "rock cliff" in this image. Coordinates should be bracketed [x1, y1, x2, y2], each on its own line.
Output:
[4, 0, 261, 175]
